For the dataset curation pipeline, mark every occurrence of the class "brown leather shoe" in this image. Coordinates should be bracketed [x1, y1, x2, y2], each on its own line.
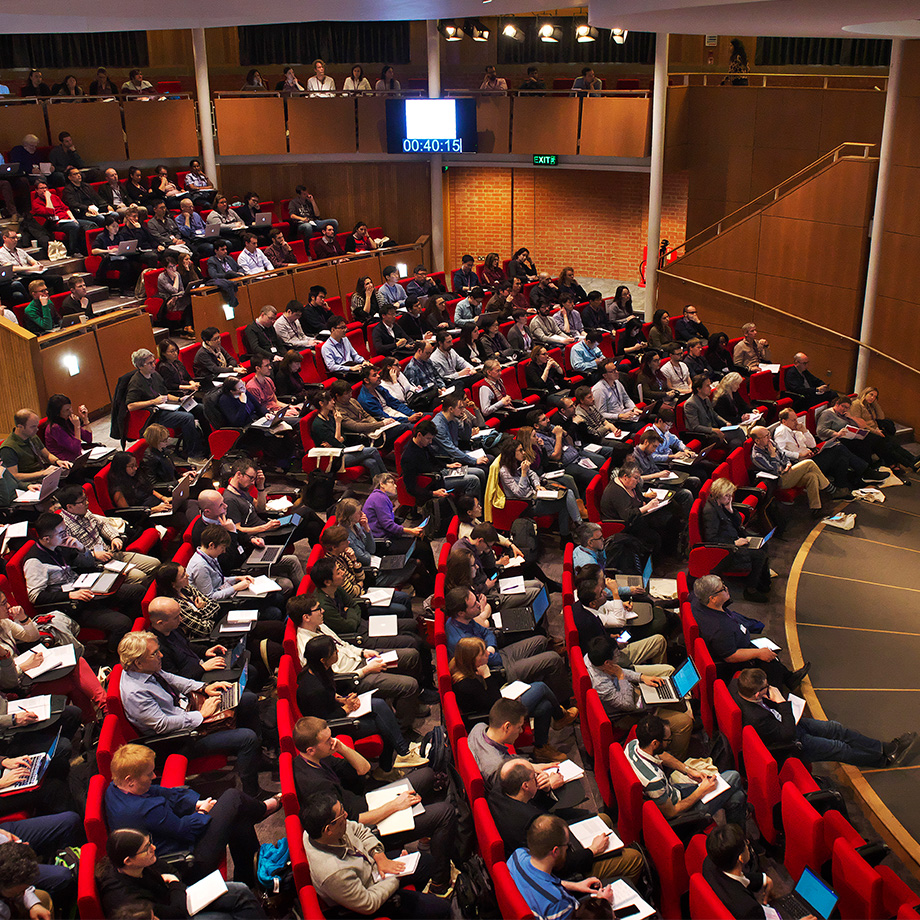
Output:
[552, 707, 579, 731]
[533, 743, 568, 763]
[576, 499, 590, 520]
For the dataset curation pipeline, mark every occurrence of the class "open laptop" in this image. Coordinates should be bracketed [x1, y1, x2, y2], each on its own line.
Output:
[772, 867, 838, 920]
[0, 163, 21, 179]
[747, 527, 775, 550]
[170, 470, 195, 508]
[0, 728, 61, 793]
[639, 657, 700, 705]
[60, 313, 84, 328]
[202, 223, 220, 238]
[246, 543, 285, 566]
[218, 666, 248, 711]
[252, 212, 272, 227]
[494, 585, 551, 634]
[253, 406, 288, 430]
[616, 555, 653, 591]
[0, 266, 14, 283]
[115, 239, 138, 255]
[15, 466, 63, 504]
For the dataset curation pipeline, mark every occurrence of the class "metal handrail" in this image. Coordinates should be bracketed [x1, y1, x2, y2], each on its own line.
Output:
[670, 72, 889, 90]
[664, 142, 878, 263]
[443, 88, 651, 98]
[212, 89, 428, 99]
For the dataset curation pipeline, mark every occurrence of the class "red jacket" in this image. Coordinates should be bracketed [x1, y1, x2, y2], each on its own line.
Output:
[30, 189, 71, 222]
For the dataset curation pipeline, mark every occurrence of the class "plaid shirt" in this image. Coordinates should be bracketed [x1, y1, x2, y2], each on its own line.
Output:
[176, 586, 220, 641]
[405, 356, 445, 390]
[60, 509, 124, 552]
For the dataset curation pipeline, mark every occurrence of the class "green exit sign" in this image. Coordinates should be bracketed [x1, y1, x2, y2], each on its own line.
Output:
[533, 155, 558, 166]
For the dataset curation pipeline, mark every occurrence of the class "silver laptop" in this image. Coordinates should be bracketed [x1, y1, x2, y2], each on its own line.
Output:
[246, 543, 284, 565]
[15, 466, 63, 503]
[115, 239, 138, 255]
[171, 470, 195, 507]
[747, 528, 775, 551]
[252, 212, 272, 227]
[202, 223, 220, 238]
[0, 266, 13, 282]
[639, 657, 700, 705]
[1, 729, 61, 792]
[615, 555, 653, 591]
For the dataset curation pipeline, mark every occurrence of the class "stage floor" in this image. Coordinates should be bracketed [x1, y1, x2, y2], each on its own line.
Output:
[787, 475, 920, 872]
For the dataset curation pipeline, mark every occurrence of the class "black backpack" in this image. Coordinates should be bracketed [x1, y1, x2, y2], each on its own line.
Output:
[419, 725, 451, 773]
[454, 853, 499, 920]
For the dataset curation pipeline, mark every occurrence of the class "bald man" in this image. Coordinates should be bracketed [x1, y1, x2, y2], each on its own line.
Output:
[750, 425, 830, 517]
[784, 353, 837, 409]
[148, 596, 229, 682]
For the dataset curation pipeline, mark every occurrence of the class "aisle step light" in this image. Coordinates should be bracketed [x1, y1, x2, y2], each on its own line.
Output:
[438, 20, 463, 41]
[63, 354, 80, 376]
[539, 23, 563, 43]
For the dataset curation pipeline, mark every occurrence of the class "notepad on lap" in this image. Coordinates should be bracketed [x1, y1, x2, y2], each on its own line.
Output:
[610, 879, 656, 920]
[569, 816, 624, 854]
[6, 696, 51, 721]
[498, 575, 526, 595]
[365, 780, 415, 834]
[238, 575, 281, 597]
[372, 849, 420, 881]
[15, 645, 75, 678]
[363, 587, 395, 607]
[752, 637, 781, 651]
[701, 773, 731, 804]
[788, 693, 806, 724]
[550, 759, 585, 783]
[186, 870, 228, 915]
[500, 681, 531, 700]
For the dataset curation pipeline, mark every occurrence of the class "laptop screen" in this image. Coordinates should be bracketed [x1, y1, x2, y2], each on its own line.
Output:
[796, 868, 837, 919]
[531, 586, 550, 624]
[673, 657, 701, 698]
[642, 555, 653, 586]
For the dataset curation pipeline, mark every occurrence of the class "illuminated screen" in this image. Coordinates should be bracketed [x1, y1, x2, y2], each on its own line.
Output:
[386, 97, 478, 154]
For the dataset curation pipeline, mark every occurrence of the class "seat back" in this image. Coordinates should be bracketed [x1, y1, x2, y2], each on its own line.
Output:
[685, 833, 708, 878]
[493, 861, 536, 920]
[473, 798, 505, 870]
[442, 691, 467, 751]
[691, 637, 717, 736]
[585, 689, 616, 809]
[609, 739, 644, 845]
[455, 737, 485, 801]
[742, 725, 781, 844]
[643, 799, 688, 920]
[85, 773, 109, 850]
[77, 843, 104, 920]
[689, 873, 734, 920]
[782, 783, 827, 881]
[833, 837, 883, 920]
[712, 679, 741, 768]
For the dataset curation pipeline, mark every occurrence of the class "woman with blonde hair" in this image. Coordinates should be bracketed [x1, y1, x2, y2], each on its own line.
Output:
[700, 477, 771, 602]
[712, 371, 754, 426]
[450, 636, 575, 761]
[850, 385, 920, 474]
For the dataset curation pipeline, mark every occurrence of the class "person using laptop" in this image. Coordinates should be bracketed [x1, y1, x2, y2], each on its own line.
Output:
[732, 667, 919, 769]
[0, 409, 71, 484]
[0, 228, 65, 298]
[174, 197, 214, 257]
[103, 744, 280, 887]
[701, 823, 782, 920]
[357, 364, 422, 435]
[454, 523, 544, 608]
[571, 524, 643, 599]
[90, 213, 139, 294]
[648, 407, 717, 478]
[701, 478, 773, 603]
[57, 485, 158, 583]
[23, 512, 139, 653]
[626, 713, 747, 826]
[117, 632, 267, 797]
[245, 355, 300, 418]
[584, 635, 692, 758]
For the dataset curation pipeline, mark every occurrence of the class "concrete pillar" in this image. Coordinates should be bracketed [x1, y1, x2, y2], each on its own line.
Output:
[427, 20, 445, 271]
[191, 28, 217, 183]
[644, 31, 669, 316]
[856, 39, 902, 390]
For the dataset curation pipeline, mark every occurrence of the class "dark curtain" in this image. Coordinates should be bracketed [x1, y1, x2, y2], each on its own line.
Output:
[239, 21, 410, 66]
[756, 37, 891, 67]
[0, 32, 148, 69]
[497, 20, 655, 66]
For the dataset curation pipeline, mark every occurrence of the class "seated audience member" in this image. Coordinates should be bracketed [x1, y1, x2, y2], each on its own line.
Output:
[734, 667, 919, 769]
[659, 343, 692, 395]
[850, 385, 899, 440]
[58, 276, 92, 319]
[310, 389, 385, 476]
[637, 351, 679, 407]
[153, 560, 221, 643]
[358, 364, 421, 431]
[57, 485, 158, 580]
[205, 194, 245, 250]
[508, 246, 538, 283]
[236, 232, 272, 275]
[91, 214, 140, 294]
[350, 275, 386, 324]
[750, 425, 832, 517]
[674, 304, 709, 342]
[103, 744, 279, 885]
[491, 760, 644, 888]
[155, 256, 195, 332]
[580, 291, 610, 332]
[627, 713, 746, 825]
[557, 267, 587, 304]
[452, 637, 576, 762]
[276, 66, 305, 93]
[21, 280, 61, 335]
[183, 158, 216, 201]
[145, 200, 185, 255]
[107, 451, 172, 513]
[405, 340, 447, 393]
[191, 327, 240, 380]
[22, 69, 52, 97]
[572, 66, 603, 95]
[287, 185, 337, 242]
[570, 330, 607, 382]
[0, 408, 70, 483]
[301, 285, 336, 334]
[632, 427, 698, 497]
[0, 842, 57, 920]
[452, 254, 477, 296]
[401, 419, 478, 504]
[395, 295, 428, 345]
[585, 635, 691, 757]
[122, 167, 152, 211]
[372, 303, 414, 357]
[705, 331, 735, 380]
[139, 424, 181, 490]
[24, 511, 137, 651]
[335, 495, 415, 588]
[120, 205, 160, 269]
[701, 823, 775, 920]
[345, 221, 380, 254]
[530, 301, 568, 349]
[691, 574, 809, 691]
[1, 228, 65, 296]
[701, 478, 772, 602]
[480, 64, 507, 92]
[173, 198, 212, 257]
[683, 375, 744, 448]
[263, 227, 296, 268]
[320, 316, 363, 377]
[433, 392, 489, 472]
[598, 460, 669, 555]
[205, 239, 244, 306]
[311, 222, 345, 260]
[616, 317, 647, 364]
[683, 337, 709, 379]
[509, 815, 614, 920]
[519, 65, 546, 92]
[529, 273, 560, 314]
[127, 348, 203, 458]
[274, 300, 313, 350]
[454, 522, 544, 606]
[732, 322, 771, 372]
[493, 278, 529, 318]
[571, 524, 640, 597]
[477, 316, 513, 362]
[149, 166, 184, 206]
[378, 264, 407, 308]
[421, 293, 450, 333]
[60, 166, 105, 226]
[477, 358, 526, 427]
[329, 379, 397, 449]
[605, 285, 633, 325]
[307, 59, 336, 92]
[97, 828, 267, 919]
[43, 393, 91, 463]
[430, 331, 477, 382]
[362, 471, 426, 545]
[243, 305, 283, 361]
[573, 386, 627, 447]
[591, 361, 642, 429]
[529, 409, 606, 495]
[89, 67, 119, 96]
[122, 70, 154, 96]
[525, 345, 570, 407]
[555, 294, 584, 339]
[246, 354, 299, 417]
[292, 716, 455, 893]
[116, 632, 264, 795]
[477, 252, 504, 290]
[302, 790, 450, 919]
[406, 264, 443, 298]
[155, 339, 199, 402]
[712, 372, 754, 426]
[817, 395, 920, 478]
[445, 587, 569, 702]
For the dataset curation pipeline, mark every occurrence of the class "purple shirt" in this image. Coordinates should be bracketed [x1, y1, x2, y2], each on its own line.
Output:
[44, 421, 91, 462]
[362, 488, 403, 540]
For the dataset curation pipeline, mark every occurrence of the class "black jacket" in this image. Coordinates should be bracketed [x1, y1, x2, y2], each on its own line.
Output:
[728, 677, 797, 756]
[61, 181, 103, 219]
[674, 318, 710, 342]
[700, 501, 746, 545]
[701, 856, 767, 920]
[400, 439, 445, 504]
[192, 345, 238, 380]
[243, 321, 283, 359]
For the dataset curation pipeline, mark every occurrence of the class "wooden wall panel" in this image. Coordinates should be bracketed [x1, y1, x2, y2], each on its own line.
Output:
[124, 100, 198, 160]
[47, 103, 125, 165]
[877, 230, 920, 306]
[668, 265, 758, 299]
[679, 214, 761, 271]
[214, 98, 286, 156]
[767, 159, 876, 226]
[511, 97, 578, 156]
[579, 97, 650, 158]
[753, 276, 862, 338]
[357, 97, 388, 154]
[0, 104, 47, 151]
[884, 165, 920, 239]
[688, 87, 757, 149]
[39, 335, 107, 414]
[819, 92, 886, 151]
[897, 41, 920, 98]
[476, 96, 511, 155]
[686, 145, 753, 206]
[95, 314, 155, 397]
[753, 89, 824, 151]
[0, 319, 41, 426]
[749, 147, 820, 200]
[288, 98, 357, 155]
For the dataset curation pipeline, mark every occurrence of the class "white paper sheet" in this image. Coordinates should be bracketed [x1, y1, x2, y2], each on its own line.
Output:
[498, 575, 526, 595]
[501, 555, 524, 569]
[227, 609, 259, 624]
[365, 780, 416, 835]
[569, 816, 624, 854]
[186, 870, 228, 915]
[700, 773, 731, 804]
[378, 650, 399, 665]
[535, 489, 560, 500]
[648, 578, 678, 599]
[788, 693, 806, 724]
[6, 696, 51, 721]
[369, 554, 382, 569]
[752, 637, 781, 651]
[500, 681, 531, 700]
[15, 644, 75, 678]
[547, 759, 584, 783]
[363, 588, 395, 607]
[467, 448, 487, 460]
[238, 575, 281, 597]
[610, 879, 656, 920]
[352, 689, 377, 718]
[372, 849, 421, 881]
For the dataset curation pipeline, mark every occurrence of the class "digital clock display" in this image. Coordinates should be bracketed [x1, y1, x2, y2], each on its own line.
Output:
[386, 98, 478, 155]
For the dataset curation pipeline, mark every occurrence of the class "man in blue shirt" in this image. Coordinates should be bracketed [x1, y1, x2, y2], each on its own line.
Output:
[357, 364, 420, 433]
[432, 395, 489, 493]
[454, 287, 484, 327]
[405, 341, 447, 390]
[444, 587, 568, 700]
[451, 253, 477, 295]
[321, 317, 364, 377]
[378, 264, 407, 307]
[508, 815, 608, 920]
[571, 523, 638, 599]
[591, 361, 642, 429]
[569, 329, 606, 383]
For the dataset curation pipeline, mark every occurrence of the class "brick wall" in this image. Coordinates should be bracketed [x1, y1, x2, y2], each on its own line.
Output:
[446, 167, 688, 282]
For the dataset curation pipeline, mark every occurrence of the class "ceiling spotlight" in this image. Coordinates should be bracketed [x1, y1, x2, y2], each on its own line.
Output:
[502, 22, 525, 42]
[576, 24, 599, 42]
[463, 19, 490, 41]
[611, 28, 629, 44]
[438, 20, 463, 41]
[539, 23, 563, 43]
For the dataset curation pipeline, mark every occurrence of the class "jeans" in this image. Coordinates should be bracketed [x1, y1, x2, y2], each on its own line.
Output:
[357, 696, 409, 757]
[353, 445, 386, 476]
[449, 472, 485, 500]
[520, 680, 561, 747]
[796, 717, 885, 767]
[50, 218, 96, 255]
[677, 769, 746, 825]
[358, 647, 422, 731]
[1, 812, 81, 902]
[194, 881, 267, 919]
[153, 407, 204, 458]
[533, 487, 581, 536]
[500, 635, 569, 703]
[564, 452, 608, 497]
